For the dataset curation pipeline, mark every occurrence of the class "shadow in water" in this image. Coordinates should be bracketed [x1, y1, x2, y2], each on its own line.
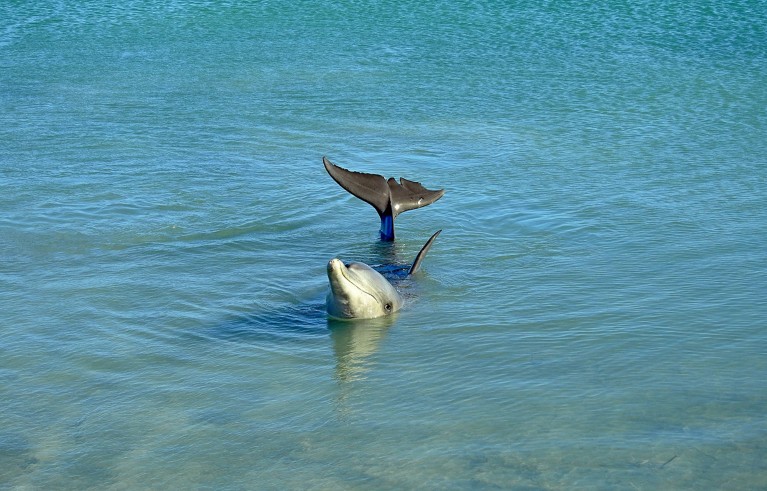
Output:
[192, 301, 394, 385]
[189, 296, 402, 420]
[192, 301, 329, 348]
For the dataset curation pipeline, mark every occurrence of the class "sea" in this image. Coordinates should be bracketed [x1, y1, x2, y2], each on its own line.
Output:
[1, 1, 766, 489]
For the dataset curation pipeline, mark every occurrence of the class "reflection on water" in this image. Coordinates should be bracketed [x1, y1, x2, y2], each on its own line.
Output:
[329, 316, 396, 383]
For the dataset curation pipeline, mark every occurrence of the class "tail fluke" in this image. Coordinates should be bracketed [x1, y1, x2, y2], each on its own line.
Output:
[408, 230, 442, 275]
[323, 157, 445, 241]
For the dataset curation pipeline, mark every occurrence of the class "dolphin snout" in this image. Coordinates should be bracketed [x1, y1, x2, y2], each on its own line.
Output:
[327, 258, 345, 275]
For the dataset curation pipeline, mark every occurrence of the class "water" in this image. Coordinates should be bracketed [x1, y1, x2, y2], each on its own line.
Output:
[2, 1, 766, 489]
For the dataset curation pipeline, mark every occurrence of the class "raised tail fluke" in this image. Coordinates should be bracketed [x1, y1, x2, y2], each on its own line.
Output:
[408, 230, 442, 275]
[323, 157, 445, 241]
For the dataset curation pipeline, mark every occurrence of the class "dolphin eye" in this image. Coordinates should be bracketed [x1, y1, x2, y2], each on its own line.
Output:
[384, 303, 392, 312]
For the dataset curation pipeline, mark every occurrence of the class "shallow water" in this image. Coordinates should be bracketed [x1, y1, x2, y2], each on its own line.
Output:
[2, 1, 766, 489]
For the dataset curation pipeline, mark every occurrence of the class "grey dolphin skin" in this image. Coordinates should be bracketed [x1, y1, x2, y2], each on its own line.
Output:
[326, 230, 442, 319]
[323, 156, 445, 241]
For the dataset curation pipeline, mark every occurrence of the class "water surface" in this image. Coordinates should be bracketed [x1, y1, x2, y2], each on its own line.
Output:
[2, 1, 766, 489]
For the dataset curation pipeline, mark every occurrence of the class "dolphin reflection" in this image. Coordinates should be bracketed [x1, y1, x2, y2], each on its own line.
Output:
[329, 316, 396, 382]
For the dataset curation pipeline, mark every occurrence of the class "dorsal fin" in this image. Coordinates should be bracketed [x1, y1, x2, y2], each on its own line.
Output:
[408, 230, 442, 275]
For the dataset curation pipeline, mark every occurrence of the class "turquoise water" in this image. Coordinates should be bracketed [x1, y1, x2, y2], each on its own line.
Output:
[2, 1, 766, 489]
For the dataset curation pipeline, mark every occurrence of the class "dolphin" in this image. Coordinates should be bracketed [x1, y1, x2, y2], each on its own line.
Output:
[323, 156, 445, 241]
[326, 230, 441, 319]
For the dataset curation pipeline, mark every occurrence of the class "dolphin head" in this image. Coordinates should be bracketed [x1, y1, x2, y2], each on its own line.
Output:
[326, 259, 403, 319]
